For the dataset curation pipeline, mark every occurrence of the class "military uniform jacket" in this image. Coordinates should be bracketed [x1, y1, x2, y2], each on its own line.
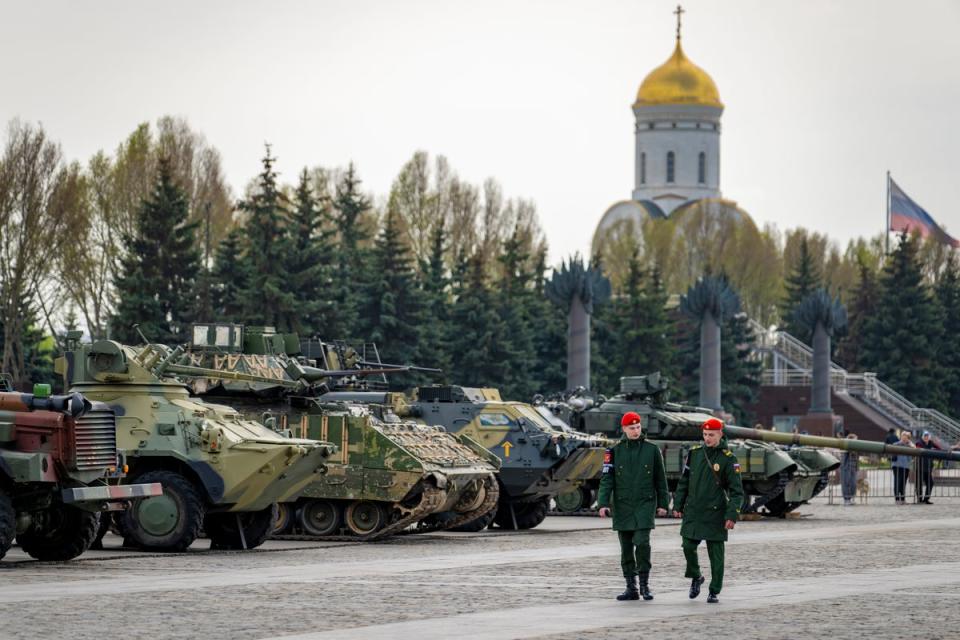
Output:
[596, 435, 669, 531]
[673, 442, 745, 541]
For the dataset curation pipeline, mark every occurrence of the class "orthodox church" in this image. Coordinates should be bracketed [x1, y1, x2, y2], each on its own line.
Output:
[592, 7, 754, 254]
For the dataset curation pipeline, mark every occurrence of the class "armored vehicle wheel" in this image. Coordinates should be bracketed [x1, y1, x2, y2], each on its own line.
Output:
[273, 503, 294, 535]
[449, 509, 495, 532]
[554, 486, 592, 513]
[123, 470, 205, 551]
[0, 490, 15, 561]
[17, 505, 100, 561]
[344, 501, 386, 536]
[453, 479, 489, 514]
[494, 496, 550, 530]
[91, 511, 112, 550]
[206, 505, 277, 550]
[297, 500, 342, 536]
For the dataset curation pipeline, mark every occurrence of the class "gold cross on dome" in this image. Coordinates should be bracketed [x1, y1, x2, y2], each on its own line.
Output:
[674, 4, 685, 40]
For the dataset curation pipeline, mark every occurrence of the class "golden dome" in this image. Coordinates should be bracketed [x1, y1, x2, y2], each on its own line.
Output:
[634, 39, 723, 109]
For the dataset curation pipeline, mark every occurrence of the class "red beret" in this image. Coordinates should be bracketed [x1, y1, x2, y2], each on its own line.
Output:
[702, 417, 724, 431]
[621, 412, 642, 427]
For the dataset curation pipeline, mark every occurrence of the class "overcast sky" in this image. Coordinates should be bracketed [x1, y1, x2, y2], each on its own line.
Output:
[2, 0, 958, 263]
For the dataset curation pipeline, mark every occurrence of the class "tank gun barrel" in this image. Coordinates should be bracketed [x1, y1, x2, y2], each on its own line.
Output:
[0, 390, 91, 418]
[356, 360, 442, 375]
[724, 425, 960, 462]
[164, 362, 305, 389]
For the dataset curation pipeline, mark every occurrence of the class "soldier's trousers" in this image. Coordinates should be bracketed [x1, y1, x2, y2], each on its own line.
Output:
[617, 529, 651, 577]
[682, 536, 725, 594]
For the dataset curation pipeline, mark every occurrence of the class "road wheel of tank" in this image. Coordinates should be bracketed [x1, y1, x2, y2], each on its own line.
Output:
[273, 503, 294, 535]
[344, 501, 386, 536]
[554, 487, 589, 513]
[17, 505, 100, 561]
[123, 470, 205, 552]
[449, 509, 495, 532]
[453, 479, 488, 514]
[205, 505, 278, 550]
[0, 490, 15, 560]
[494, 497, 550, 530]
[297, 500, 342, 536]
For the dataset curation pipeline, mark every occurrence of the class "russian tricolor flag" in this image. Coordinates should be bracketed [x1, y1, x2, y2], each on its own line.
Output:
[888, 177, 959, 248]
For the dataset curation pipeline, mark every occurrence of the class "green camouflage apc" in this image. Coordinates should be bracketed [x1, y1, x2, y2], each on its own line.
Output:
[322, 386, 607, 531]
[0, 383, 162, 561]
[177, 324, 501, 539]
[54, 334, 335, 552]
[538, 373, 817, 517]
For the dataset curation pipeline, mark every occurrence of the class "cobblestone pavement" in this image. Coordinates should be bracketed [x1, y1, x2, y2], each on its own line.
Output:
[1, 499, 958, 640]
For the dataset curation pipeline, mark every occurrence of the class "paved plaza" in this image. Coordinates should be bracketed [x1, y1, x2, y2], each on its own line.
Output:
[1, 499, 958, 640]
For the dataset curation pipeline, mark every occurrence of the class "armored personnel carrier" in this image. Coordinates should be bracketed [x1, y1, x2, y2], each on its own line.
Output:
[178, 324, 501, 539]
[55, 334, 335, 552]
[1, 383, 161, 561]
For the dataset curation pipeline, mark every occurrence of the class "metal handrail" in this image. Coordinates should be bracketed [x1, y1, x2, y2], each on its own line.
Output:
[755, 321, 960, 444]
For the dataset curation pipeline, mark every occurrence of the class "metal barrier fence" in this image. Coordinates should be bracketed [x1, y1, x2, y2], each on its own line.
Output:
[824, 457, 960, 504]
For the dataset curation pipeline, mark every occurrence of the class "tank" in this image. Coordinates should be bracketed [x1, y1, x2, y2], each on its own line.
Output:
[0, 383, 162, 561]
[543, 373, 960, 516]
[323, 386, 608, 531]
[179, 324, 501, 538]
[539, 373, 809, 517]
[54, 334, 336, 552]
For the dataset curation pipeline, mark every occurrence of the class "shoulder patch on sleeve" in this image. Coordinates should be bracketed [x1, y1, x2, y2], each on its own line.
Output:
[602, 447, 614, 474]
[723, 449, 732, 456]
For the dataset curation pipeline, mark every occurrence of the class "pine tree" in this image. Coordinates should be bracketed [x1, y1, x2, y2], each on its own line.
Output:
[112, 157, 201, 343]
[934, 255, 960, 414]
[361, 205, 427, 378]
[720, 313, 762, 424]
[530, 248, 566, 395]
[0, 294, 54, 388]
[330, 163, 373, 339]
[781, 236, 822, 343]
[835, 257, 879, 371]
[448, 253, 511, 388]
[861, 232, 945, 410]
[236, 146, 295, 329]
[285, 168, 334, 337]
[417, 220, 453, 380]
[211, 227, 250, 322]
[494, 227, 537, 399]
[613, 254, 676, 382]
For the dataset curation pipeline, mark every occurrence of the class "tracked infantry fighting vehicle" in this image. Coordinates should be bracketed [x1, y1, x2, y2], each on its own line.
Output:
[0, 383, 161, 561]
[322, 386, 607, 531]
[55, 334, 335, 551]
[179, 324, 501, 539]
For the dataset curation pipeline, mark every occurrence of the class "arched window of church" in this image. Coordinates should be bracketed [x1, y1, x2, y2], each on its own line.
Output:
[666, 152, 675, 183]
[698, 152, 706, 184]
[641, 153, 646, 184]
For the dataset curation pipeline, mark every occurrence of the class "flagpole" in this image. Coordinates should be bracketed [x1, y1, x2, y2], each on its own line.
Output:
[885, 170, 891, 256]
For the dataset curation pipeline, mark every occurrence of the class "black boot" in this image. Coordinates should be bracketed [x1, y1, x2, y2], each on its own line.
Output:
[638, 571, 654, 600]
[689, 575, 705, 599]
[616, 576, 640, 601]
[707, 592, 719, 603]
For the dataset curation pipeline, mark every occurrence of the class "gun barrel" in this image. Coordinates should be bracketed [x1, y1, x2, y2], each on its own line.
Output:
[724, 425, 960, 462]
[165, 363, 302, 388]
[0, 391, 91, 418]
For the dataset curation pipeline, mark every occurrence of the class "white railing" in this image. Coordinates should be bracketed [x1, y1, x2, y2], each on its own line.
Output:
[751, 320, 960, 444]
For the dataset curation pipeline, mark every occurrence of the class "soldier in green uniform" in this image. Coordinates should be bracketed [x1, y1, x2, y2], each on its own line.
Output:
[597, 411, 670, 601]
[672, 416, 744, 603]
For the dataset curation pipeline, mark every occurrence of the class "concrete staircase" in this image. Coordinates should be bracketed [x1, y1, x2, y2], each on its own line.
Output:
[749, 319, 960, 445]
